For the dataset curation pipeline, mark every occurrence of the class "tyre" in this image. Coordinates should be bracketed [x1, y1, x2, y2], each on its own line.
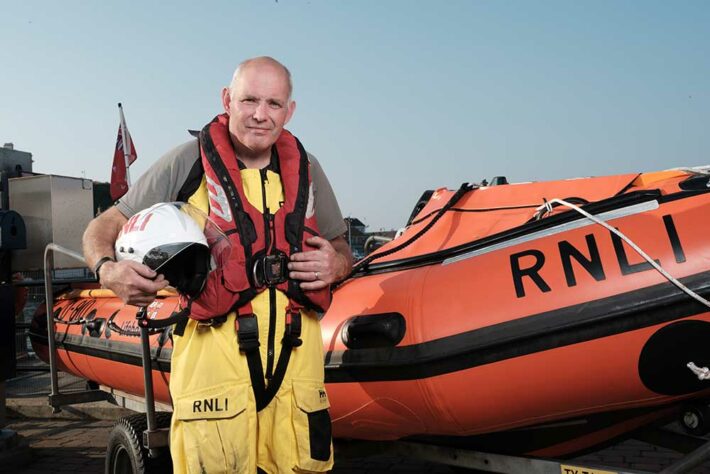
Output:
[680, 403, 710, 436]
[105, 412, 173, 474]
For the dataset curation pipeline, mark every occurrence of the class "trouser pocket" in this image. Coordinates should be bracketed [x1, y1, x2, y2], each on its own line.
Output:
[291, 381, 334, 472]
[172, 382, 255, 474]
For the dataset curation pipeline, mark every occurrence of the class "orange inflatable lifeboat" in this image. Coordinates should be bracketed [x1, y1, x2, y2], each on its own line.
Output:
[30, 167, 710, 457]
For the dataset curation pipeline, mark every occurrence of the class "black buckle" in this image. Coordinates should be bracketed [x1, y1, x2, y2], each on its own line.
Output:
[236, 316, 260, 353]
[252, 253, 288, 287]
[196, 315, 228, 328]
[283, 310, 303, 348]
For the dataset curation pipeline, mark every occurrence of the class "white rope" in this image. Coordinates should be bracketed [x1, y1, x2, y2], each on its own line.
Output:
[543, 198, 553, 214]
[535, 198, 710, 309]
[687, 362, 710, 381]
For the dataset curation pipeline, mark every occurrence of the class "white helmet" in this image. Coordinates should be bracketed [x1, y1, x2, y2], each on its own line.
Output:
[115, 202, 213, 298]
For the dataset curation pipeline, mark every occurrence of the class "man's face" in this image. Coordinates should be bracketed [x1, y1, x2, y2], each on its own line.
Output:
[222, 63, 295, 155]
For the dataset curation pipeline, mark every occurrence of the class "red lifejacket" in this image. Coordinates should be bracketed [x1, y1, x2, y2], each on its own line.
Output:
[188, 113, 332, 320]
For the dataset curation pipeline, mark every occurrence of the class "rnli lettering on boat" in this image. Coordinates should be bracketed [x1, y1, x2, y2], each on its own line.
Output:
[120, 320, 139, 332]
[192, 397, 229, 413]
[58, 300, 97, 322]
[510, 214, 685, 298]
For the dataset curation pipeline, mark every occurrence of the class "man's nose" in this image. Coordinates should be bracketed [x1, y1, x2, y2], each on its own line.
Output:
[253, 102, 268, 121]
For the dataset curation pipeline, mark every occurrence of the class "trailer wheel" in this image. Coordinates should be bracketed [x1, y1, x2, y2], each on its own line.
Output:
[680, 404, 710, 436]
[105, 413, 172, 474]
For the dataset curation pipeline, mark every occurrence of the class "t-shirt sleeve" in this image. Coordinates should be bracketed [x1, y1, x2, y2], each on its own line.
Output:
[308, 153, 347, 241]
[116, 139, 200, 218]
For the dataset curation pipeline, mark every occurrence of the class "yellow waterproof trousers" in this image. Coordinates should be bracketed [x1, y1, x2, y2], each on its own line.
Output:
[169, 293, 333, 473]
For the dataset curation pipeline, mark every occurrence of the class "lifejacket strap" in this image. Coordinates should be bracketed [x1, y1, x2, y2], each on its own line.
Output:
[196, 315, 228, 328]
[236, 315, 260, 354]
[171, 299, 194, 337]
[259, 322, 298, 411]
[283, 309, 303, 348]
[236, 306, 303, 412]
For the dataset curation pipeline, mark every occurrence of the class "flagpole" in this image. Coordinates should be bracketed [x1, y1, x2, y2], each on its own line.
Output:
[118, 103, 132, 187]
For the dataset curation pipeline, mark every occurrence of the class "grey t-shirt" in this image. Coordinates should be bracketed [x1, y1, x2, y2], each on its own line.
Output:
[117, 139, 347, 240]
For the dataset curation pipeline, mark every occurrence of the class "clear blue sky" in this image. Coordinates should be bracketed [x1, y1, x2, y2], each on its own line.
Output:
[1, 1, 708, 230]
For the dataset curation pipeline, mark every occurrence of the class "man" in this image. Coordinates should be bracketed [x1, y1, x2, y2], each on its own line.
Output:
[83, 56, 352, 473]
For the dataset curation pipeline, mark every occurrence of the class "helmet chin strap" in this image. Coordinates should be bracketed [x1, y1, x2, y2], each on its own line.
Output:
[136, 299, 193, 331]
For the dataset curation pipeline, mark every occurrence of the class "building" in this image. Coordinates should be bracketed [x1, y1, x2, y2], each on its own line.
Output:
[344, 217, 368, 259]
[344, 217, 397, 260]
[0, 143, 33, 177]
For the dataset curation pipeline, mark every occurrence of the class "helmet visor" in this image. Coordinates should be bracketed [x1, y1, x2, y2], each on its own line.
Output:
[176, 202, 231, 269]
[144, 242, 195, 271]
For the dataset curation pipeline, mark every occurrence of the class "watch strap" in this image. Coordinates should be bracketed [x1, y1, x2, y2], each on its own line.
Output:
[93, 256, 116, 280]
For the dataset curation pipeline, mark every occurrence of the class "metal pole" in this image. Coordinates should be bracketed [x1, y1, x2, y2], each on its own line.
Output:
[347, 217, 352, 248]
[44, 246, 60, 412]
[0, 171, 8, 211]
[43, 243, 86, 413]
[660, 439, 710, 474]
[138, 308, 158, 456]
[118, 103, 132, 187]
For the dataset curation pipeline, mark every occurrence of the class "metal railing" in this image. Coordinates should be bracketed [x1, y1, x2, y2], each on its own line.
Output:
[43, 243, 109, 413]
[14, 321, 46, 373]
[40, 243, 169, 450]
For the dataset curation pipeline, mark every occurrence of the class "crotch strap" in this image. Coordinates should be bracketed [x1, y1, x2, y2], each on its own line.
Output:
[235, 302, 303, 411]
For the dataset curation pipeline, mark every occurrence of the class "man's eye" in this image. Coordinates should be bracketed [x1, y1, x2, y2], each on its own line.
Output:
[242, 98, 256, 104]
[269, 101, 282, 109]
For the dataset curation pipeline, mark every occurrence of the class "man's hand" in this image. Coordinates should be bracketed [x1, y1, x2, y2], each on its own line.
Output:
[84, 207, 169, 306]
[288, 236, 353, 290]
[98, 259, 169, 306]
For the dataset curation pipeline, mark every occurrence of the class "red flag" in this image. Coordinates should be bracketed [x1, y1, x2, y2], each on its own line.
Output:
[110, 104, 138, 201]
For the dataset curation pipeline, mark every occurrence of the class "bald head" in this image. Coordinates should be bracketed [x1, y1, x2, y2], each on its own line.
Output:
[221, 56, 297, 165]
[229, 56, 293, 100]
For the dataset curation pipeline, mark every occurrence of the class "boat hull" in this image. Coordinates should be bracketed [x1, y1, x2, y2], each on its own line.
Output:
[30, 169, 710, 456]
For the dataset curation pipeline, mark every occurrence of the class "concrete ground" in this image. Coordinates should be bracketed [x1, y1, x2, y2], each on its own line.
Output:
[3, 370, 710, 473]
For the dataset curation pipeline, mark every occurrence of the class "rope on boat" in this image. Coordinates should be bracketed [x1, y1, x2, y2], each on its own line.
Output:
[106, 319, 142, 337]
[687, 362, 710, 381]
[52, 315, 164, 337]
[53, 318, 87, 326]
[345, 182, 476, 280]
[545, 198, 710, 383]
[541, 198, 710, 310]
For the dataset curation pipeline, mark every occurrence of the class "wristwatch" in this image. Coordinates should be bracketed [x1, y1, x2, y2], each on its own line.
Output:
[93, 256, 116, 280]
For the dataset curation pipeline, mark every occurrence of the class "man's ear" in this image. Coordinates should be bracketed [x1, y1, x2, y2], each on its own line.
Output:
[285, 100, 296, 125]
[221, 88, 231, 114]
